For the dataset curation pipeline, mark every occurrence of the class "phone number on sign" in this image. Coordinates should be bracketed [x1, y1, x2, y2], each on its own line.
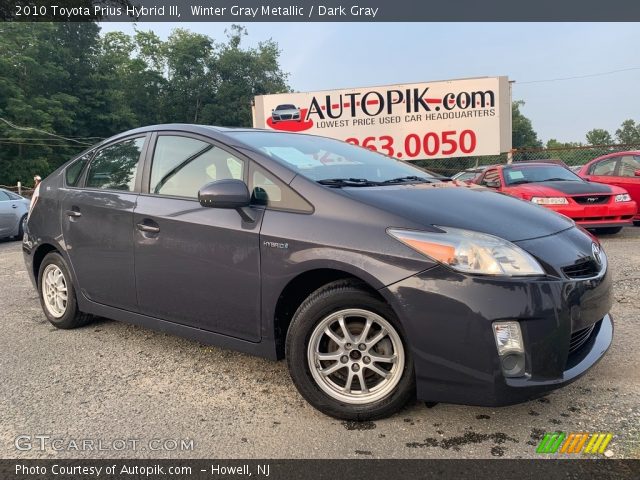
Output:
[345, 130, 477, 158]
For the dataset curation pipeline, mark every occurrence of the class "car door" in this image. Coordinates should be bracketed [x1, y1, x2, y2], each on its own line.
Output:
[584, 156, 619, 187]
[133, 133, 263, 341]
[612, 155, 640, 207]
[0, 190, 20, 237]
[60, 135, 147, 311]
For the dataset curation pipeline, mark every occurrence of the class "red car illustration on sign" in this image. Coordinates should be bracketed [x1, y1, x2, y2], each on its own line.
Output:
[472, 162, 638, 234]
[576, 151, 640, 224]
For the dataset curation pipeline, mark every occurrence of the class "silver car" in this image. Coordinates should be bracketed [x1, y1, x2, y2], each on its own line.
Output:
[0, 188, 30, 239]
[271, 104, 301, 123]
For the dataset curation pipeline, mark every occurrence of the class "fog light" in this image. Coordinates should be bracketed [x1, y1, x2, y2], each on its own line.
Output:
[493, 321, 526, 377]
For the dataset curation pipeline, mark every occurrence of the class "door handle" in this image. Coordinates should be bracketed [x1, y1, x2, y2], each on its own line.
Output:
[137, 223, 160, 233]
[11, 204, 17, 209]
[65, 210, 82, 218]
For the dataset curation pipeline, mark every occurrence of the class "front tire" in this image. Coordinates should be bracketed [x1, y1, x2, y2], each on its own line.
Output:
[38, 252, 92, 329]
[286, 280, 415, 420]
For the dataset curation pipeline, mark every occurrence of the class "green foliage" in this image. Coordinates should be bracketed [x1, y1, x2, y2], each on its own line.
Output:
[512, 100, 542, 149]
[585, 128, 613, 146]
[0, 23, 290, 185]
[615, 119, 640, 144]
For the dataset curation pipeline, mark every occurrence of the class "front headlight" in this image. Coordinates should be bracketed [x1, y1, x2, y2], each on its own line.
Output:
[615, 193, 631, 202]
[388, 226, 545, 276]
[530, 197, 569, 205]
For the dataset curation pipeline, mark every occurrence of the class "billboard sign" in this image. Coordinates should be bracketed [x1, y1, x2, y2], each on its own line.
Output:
[253, 76, 512, 159]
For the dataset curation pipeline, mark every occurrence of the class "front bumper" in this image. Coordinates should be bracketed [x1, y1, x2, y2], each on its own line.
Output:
[383, 258, 613, 406]
[543, 201, 636, 228]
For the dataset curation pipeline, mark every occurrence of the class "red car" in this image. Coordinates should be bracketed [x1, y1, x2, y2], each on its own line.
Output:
[577, 151, 640, 224]
[473, 162, 637, 234]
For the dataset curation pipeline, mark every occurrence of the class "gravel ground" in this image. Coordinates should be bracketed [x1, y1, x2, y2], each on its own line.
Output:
[1, 228, 639, 460]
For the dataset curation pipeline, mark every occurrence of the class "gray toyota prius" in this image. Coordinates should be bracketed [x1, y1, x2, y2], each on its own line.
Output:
[23, 124, 613, 420]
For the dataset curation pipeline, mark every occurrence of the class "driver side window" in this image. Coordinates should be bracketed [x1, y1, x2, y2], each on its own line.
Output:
[590, 158, 618, 176]
[480, 169, 501, 188]
[150, 135, 244, 198]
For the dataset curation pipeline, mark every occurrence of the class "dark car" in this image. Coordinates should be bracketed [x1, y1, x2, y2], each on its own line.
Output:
[473, 162, 637, 234]
[23, 125, 613, 420]
[577, 151, 640, 225]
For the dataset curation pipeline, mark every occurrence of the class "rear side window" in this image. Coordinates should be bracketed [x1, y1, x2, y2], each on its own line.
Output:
[249, 163, 312, 213]
[0, 191, 10, 201]
[6, 191, 22, 200]
[65, 152, 92, 186]
[86, 138, 145, 191]
[150, 135, 244, 198]
[619, 155, 640, 177]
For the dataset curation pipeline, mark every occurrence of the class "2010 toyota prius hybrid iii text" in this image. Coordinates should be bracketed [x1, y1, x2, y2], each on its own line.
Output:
[23, 125, 613, 420]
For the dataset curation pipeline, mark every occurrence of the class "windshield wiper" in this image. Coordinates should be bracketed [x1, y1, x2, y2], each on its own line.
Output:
[544, 177, 575, 182]
[316, 178, 380, 187]
[378, 176, 434, 185]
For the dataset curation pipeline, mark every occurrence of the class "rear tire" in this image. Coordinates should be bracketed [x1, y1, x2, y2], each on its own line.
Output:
[594, 227, 623, 235]
[38, 252, 92, 329]
[286, 279, 415, 420]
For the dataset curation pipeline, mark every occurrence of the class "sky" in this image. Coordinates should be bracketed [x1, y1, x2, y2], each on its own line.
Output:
[100, 22, 640, 144]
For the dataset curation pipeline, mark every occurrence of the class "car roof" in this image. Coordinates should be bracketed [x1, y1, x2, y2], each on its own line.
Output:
[95, 124, 272, 148]
[589, 150, 640, 162]
[503, 162, 569, 169]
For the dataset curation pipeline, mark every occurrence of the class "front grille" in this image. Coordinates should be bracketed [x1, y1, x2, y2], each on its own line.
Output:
[573, 195, 610, 205]
[280, 114, 292, 120]
[569, 323, 596, 354]
[562, 258, 600, 278]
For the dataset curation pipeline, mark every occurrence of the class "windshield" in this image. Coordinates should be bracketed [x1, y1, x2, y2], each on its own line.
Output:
[503, 164, 582, 185]
[230, 131, 438, 184]
[275, 104, 296, 110]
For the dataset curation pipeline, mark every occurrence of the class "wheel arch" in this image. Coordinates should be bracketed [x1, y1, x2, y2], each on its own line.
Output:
[272, 268, 387, 359]
[32, 243, 60, 286]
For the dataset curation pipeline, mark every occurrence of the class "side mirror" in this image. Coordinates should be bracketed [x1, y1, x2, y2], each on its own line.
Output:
[485, 180, 500, 189]
[199, 179, 250, 209]
[635, 169, 640, 177]
[199, 179, 256, 222]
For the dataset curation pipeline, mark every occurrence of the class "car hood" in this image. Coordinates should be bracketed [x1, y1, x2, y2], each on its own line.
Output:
[340, 183, 574, 242]
[506, 180, 614, 196]
[274, 108, 299, 114]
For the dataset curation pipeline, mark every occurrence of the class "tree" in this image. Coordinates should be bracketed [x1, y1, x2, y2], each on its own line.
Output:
[201, 25, 291, 126]
[0, 23, 291, 185]
[511, 100, 542, 149]
[585, 128, 613, 146]
[615, 119, 640, 144]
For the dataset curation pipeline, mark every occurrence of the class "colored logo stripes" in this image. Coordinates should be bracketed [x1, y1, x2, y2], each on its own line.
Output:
[536, 432, 613, 454]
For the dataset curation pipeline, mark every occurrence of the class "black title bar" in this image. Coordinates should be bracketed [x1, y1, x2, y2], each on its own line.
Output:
[2, 459, 640, 480]
[4, 0, 640, 21]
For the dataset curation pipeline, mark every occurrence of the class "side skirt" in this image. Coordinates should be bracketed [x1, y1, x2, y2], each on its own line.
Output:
[77, 296, 278, 360]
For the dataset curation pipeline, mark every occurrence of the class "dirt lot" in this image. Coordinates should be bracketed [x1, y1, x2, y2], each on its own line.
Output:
[1, 228, 639, 459]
